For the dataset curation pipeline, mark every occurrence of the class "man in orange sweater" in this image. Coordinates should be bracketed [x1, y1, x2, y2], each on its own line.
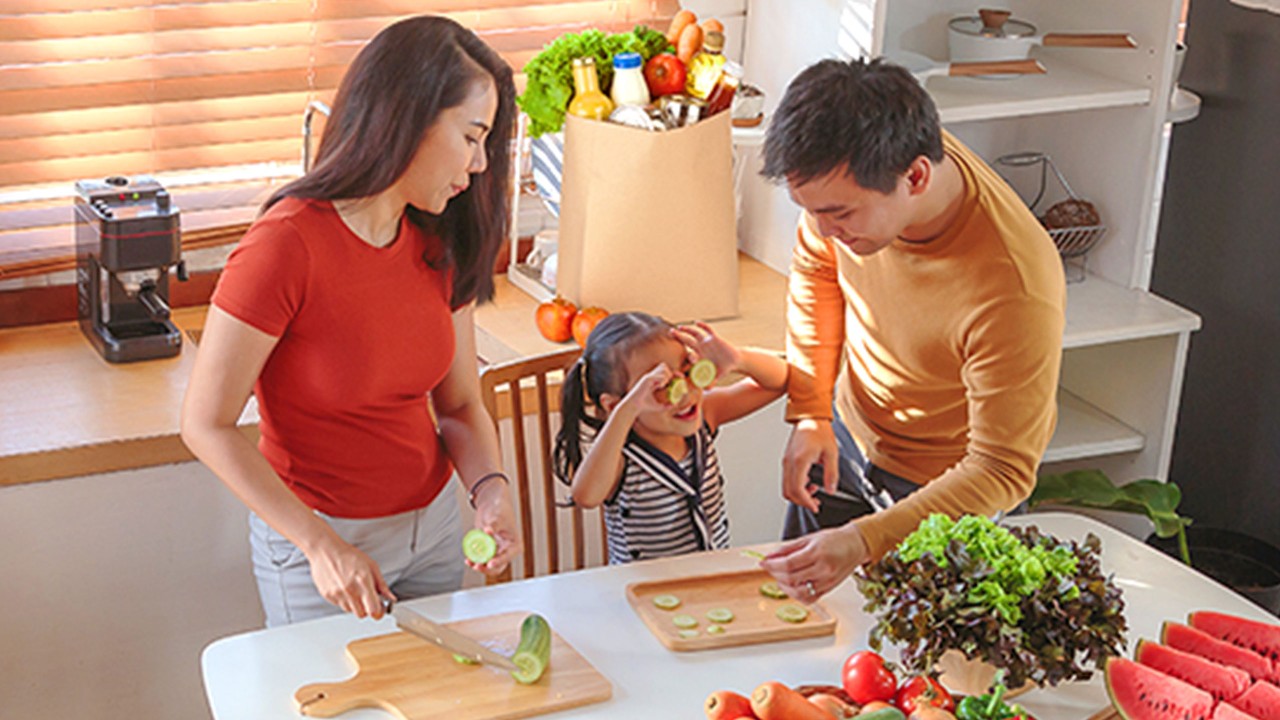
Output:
[757, 58, 1065, 601]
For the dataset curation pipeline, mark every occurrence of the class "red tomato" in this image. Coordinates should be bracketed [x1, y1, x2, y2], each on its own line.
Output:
[535, 296, 577, 343]
[841, 651, 897, 706]
[894, 675, 954, 714]
[643, 53, 687, 97]
[571, 306, 609, 348]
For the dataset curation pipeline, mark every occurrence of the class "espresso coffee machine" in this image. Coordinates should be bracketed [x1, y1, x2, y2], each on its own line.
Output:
[75, 175, 186, 363]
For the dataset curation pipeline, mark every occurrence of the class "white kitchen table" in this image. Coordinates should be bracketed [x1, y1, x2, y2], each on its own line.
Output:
[201, 512, 1277, 719]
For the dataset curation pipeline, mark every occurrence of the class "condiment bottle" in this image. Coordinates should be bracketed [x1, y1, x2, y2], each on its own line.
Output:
[704, 60, 742, 116]
[568, 57, 614, 121]
[685, 30, 726, 99]
[609, 51, 650, 107]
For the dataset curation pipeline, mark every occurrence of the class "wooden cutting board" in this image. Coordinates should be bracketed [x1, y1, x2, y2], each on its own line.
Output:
[294, 611, 611, 720]
[626, 568, 837, 651]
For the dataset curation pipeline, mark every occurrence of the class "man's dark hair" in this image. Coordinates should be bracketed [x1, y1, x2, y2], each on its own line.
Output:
[762, 57, 943, 194]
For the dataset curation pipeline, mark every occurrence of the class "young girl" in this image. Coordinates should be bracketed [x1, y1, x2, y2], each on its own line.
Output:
[553, 312, 788, 564]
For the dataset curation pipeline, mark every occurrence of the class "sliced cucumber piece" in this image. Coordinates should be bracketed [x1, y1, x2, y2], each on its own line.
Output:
[707, 624, 726, 635]
[672, 614, 698, 629]
[775, 603, 809, 623]
[452, 653, 480, 665]
[510, 613, 552, 685]
[705, 607, 734, 624]
[677, 628, 700, 639]
[759, 581, 787, 599]
[740, 549, 766, 560]
[652, 594, 681, 610]
[665, 376, 688, 404]
[462, 529, 497, 564]
[689, 358, 717, 388]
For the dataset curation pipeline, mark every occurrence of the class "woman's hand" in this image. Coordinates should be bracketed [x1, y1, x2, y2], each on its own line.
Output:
[305, 534, 396, 619]
[758, 523, 869, 603]
[673, 321, 742, 379]
[468, 477, 522, 576]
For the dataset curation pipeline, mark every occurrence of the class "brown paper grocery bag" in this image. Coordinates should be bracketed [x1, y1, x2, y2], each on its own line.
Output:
[556, 111, 739, 322]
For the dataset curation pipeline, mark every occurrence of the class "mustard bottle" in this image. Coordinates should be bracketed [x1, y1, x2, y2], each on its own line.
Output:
[567, 57, 614, 121]
[686, 31, 726, 99]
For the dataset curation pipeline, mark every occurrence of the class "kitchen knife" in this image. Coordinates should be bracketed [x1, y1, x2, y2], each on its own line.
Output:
[390, 603, 518, 671]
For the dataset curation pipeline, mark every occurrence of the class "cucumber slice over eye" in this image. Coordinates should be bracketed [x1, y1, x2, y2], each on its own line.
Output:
[705, 607, 735, 624]
[689, 358, 717, 388]
[665, 376, 688, 404]
[759, 581, 787, 599]
[672, 614, 698, 629]
[652, 594, 682, 610]
[775, 603, 809, 623]
[462, 529, 497, 564]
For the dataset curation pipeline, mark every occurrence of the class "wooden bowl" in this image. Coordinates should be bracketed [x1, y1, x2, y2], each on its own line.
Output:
[935, 649, 1035, 698]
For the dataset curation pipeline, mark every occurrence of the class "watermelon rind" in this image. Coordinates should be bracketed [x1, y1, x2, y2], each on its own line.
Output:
[1136, 639, 1252, 702]
[1213, 703, 1262, 720]
[1106, 657, 1216, 720]
[1230, 681, 1280, 720]
[1189, 611, 1280, 672]
[1163, 622, 1275, 683]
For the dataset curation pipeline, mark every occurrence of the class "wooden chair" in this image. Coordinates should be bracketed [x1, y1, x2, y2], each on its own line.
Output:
[478, 347, 607, 583]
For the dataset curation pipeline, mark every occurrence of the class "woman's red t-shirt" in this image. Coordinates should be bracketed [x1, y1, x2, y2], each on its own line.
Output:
[212, 198, 457, 518]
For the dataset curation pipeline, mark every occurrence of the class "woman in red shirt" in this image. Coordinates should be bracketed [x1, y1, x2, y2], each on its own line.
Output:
[181, 16, 521, 626]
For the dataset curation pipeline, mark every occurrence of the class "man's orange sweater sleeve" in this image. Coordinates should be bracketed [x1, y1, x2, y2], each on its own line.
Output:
[784, 216, 844, 422]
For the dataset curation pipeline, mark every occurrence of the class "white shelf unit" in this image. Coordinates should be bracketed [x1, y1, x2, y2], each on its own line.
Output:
[869, 0, 1201, 486]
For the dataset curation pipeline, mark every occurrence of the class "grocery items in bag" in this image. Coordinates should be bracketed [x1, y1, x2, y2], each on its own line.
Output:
[568, 57, 614, 121]
[686, 31, 726, 99]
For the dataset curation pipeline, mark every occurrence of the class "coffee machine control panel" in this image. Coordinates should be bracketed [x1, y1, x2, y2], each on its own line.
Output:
[76, 175, 175, 224]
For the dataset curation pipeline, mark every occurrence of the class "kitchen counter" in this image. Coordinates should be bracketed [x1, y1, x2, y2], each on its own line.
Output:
[201, 512, 1279, 720]
[0, 253, 786, 486]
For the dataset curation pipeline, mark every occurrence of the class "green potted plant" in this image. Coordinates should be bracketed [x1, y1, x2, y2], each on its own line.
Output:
[1029, 469, 1192, 565]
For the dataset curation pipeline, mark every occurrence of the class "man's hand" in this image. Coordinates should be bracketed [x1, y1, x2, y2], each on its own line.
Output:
[758, 522, 870, 603]
[782, 418, 840, 513]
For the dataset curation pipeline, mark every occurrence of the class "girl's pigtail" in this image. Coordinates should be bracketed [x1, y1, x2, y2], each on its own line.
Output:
[553, 358, 588, 485]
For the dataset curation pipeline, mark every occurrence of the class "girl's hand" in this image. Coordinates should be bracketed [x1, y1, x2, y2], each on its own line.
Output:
[469, 477, 522, 576]
[673, 321, 741, 379]
[620, 362, 676, 413]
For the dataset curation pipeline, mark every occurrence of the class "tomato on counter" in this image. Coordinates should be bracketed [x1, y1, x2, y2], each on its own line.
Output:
[895, 675, 955, 714]
[842, 650, 898, 705]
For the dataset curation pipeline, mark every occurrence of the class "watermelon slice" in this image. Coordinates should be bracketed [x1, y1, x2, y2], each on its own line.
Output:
[1106, 657, 1216, 720]
[1136, 639, 1252, 702]
[1214, 703, 1263, 720]
[1229, 681, 1280, 720]
[1164, 622, 1275, 683]
[1190, 611, 1280, 668]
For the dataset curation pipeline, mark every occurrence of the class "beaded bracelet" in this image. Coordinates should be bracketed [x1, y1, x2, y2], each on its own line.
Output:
[467, 471, 509, 509]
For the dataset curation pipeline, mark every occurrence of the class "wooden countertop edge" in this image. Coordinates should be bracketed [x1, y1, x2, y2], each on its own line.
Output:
[0, 426, 259, 487]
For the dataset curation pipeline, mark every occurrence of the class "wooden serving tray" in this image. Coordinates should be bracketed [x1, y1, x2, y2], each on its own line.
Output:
[625, 569, 837, 651]
[294, 611, 611, 720]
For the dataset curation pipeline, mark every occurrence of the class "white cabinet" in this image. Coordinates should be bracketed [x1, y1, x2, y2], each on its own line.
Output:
[866, 0, 1201, 484]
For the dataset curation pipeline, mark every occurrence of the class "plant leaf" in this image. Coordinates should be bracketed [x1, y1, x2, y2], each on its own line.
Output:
[1030, 470, 1192, 539]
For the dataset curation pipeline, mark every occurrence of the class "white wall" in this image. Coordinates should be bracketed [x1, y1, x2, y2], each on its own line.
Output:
[0, 463, 262, 720]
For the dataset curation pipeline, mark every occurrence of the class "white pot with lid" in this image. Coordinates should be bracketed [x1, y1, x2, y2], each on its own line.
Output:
[948, 8, 1138, 63]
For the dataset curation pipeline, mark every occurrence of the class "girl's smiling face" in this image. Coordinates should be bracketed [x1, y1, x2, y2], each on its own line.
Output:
[621, 337, 703, 443]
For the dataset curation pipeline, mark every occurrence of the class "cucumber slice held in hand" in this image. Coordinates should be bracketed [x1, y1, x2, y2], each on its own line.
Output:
[665, 376, 688, 405]
[689, 358, 717, 388]
[462, 529, 497, 564]
[510, 613, 552, 685]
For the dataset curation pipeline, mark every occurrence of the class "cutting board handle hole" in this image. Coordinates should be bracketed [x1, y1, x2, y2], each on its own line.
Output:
[298, 691, 327, 711]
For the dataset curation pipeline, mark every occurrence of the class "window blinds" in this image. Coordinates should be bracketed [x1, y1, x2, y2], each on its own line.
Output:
[0, 0, 678, 276]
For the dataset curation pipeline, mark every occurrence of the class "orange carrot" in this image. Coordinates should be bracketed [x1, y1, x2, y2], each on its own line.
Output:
[676, 23, 704, 65]
[701, 18, 725, 35]
[751, 681, 836, 720]
[666, 9, 697, 46]
[706, 689, 757, 720]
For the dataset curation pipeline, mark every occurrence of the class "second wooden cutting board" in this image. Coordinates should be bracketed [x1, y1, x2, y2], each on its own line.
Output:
[294, 611, 610, 720]
[626, 568, 837, 651]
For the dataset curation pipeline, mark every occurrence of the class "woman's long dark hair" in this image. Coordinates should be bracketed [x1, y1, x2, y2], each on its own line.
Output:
[266, 15, 516, 306]
[553, 312, 673, 484]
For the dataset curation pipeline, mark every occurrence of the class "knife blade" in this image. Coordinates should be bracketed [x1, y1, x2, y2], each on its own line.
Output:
[390, 603, 518, 671]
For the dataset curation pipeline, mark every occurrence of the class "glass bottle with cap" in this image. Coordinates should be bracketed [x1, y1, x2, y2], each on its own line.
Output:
[686, 30, 727, 99]
[609, 51, 650, 107]
[704, 60, 743, 116]
[567, 56, 614, 121]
